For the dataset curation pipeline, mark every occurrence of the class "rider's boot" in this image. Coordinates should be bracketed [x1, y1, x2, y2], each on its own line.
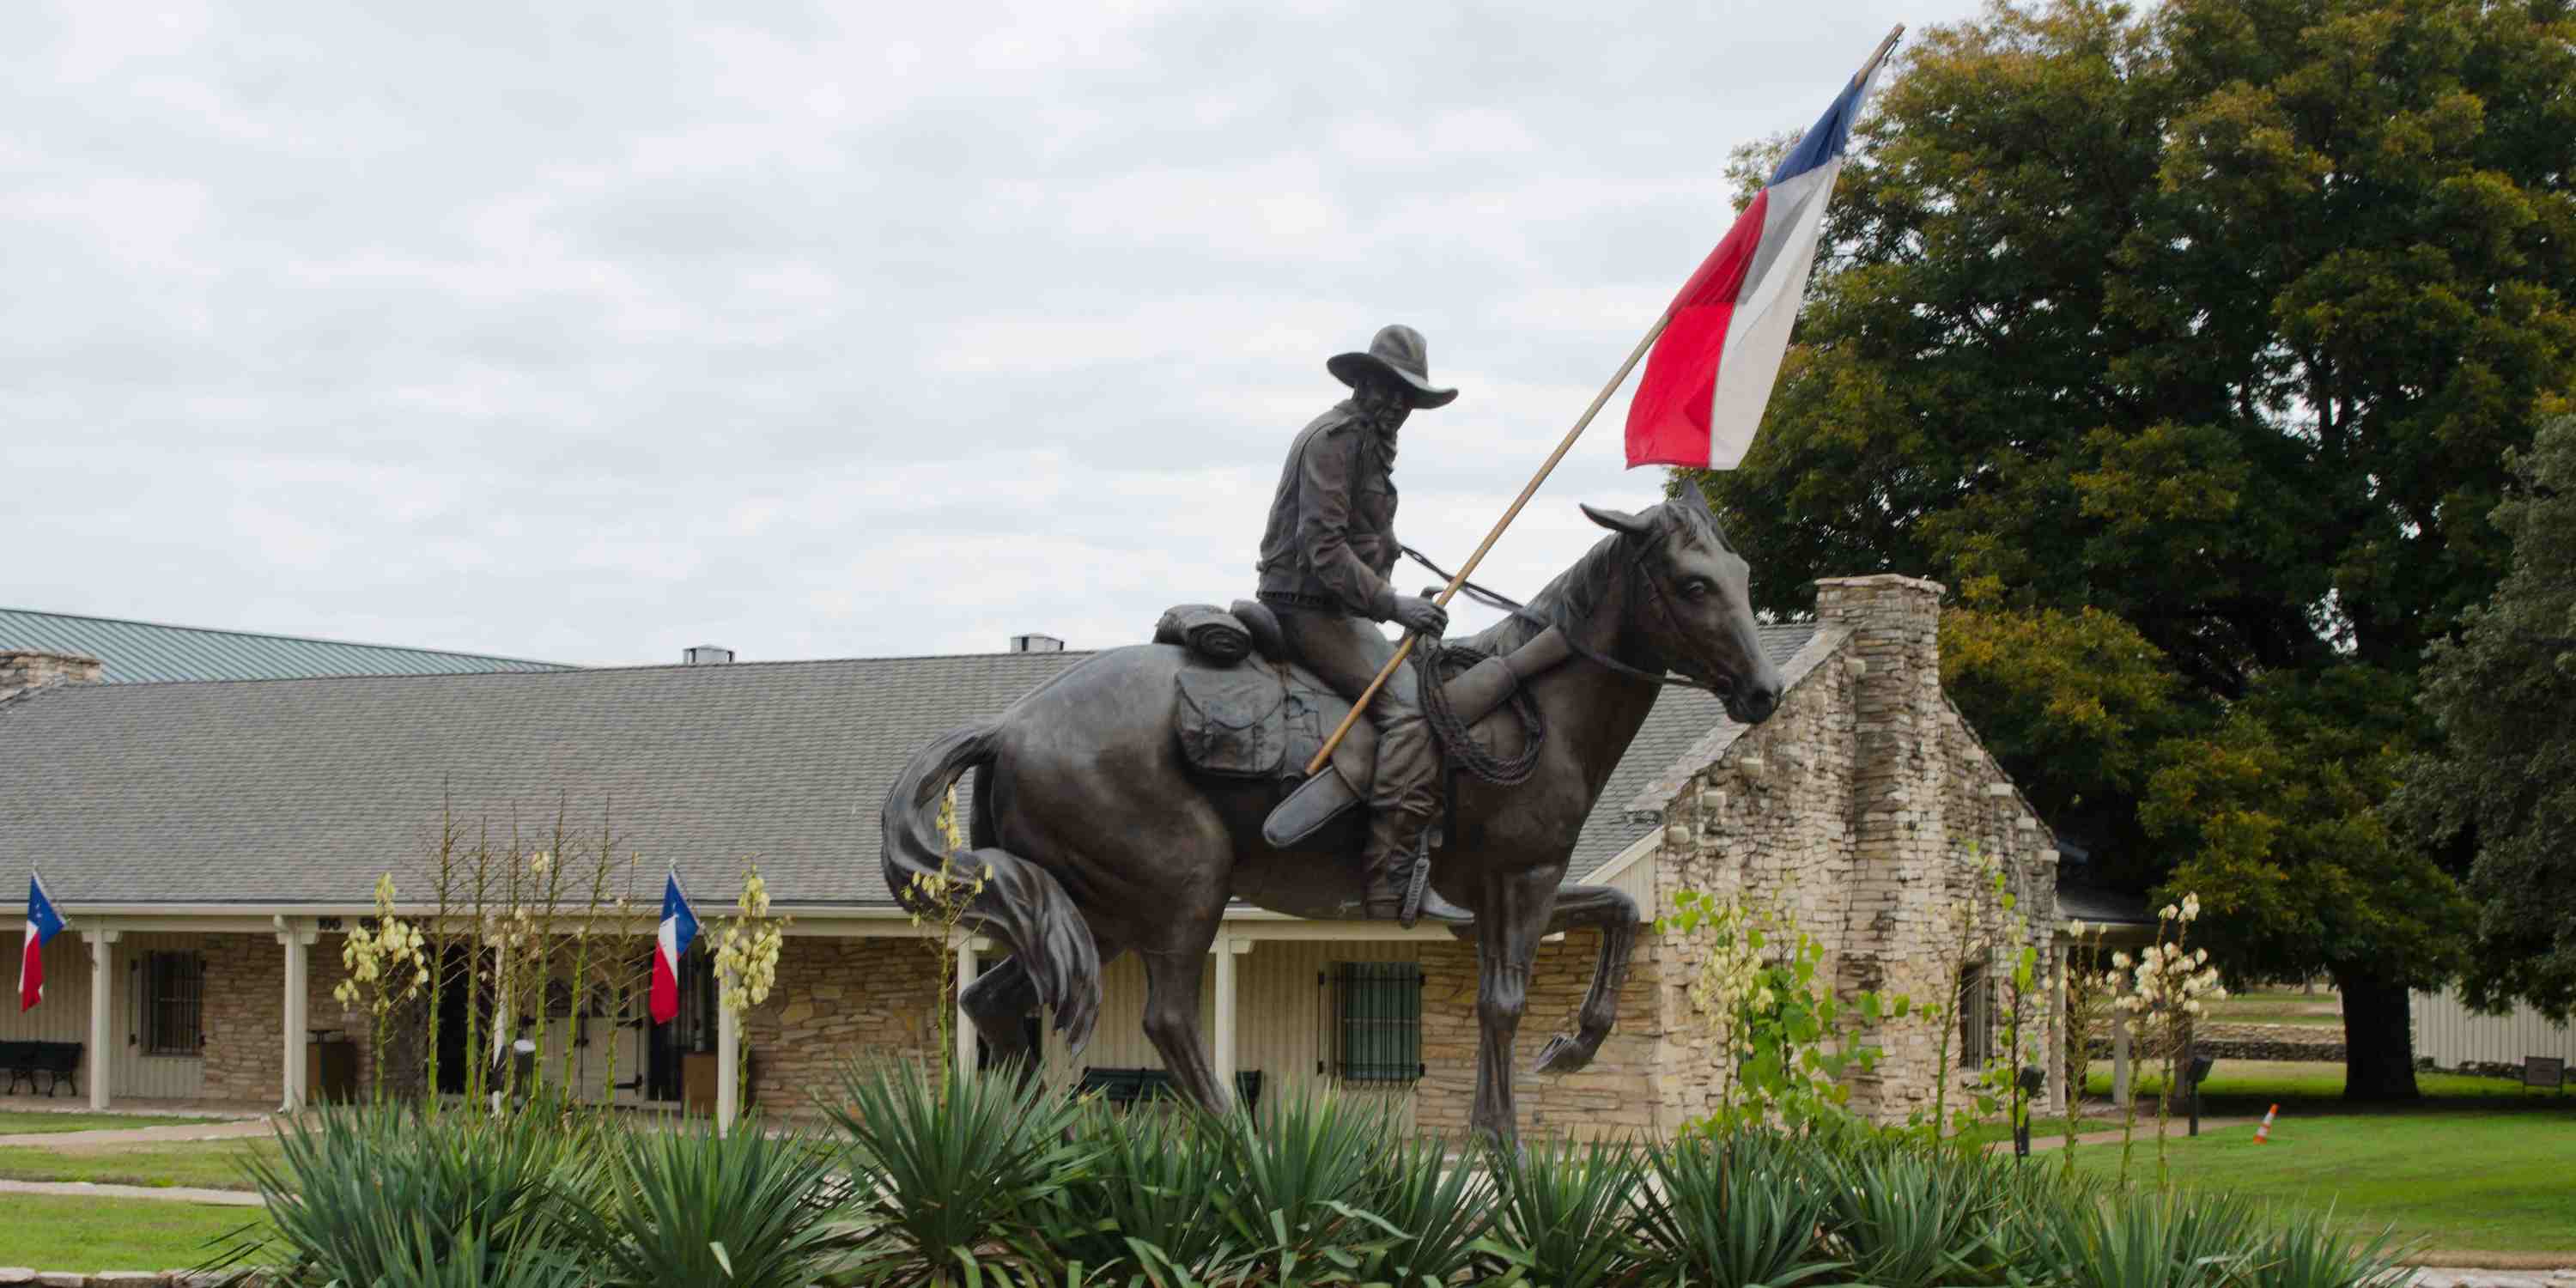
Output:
[1361, 808, 1473, 928]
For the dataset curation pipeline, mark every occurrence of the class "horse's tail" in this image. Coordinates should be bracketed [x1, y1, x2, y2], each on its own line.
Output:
[880, 723, 1103, 1051]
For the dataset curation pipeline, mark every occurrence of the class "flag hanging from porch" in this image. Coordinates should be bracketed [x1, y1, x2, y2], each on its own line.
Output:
[650, 870, 699, 1025]
[21, 875, 66, 1012]
[1623, 46, 1888, 471]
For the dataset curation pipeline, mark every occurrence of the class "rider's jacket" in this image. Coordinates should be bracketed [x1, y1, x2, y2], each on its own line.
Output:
[1255, 400, 1401, 621]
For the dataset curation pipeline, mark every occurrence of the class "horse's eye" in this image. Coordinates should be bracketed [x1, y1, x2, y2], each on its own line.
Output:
[1682, 579, 1713, 600]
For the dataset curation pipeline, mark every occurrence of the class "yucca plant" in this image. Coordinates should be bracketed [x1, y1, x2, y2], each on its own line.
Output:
[565, 1115, 861, 1288]
[1815, 1142, 2015, 1287]
[237, 1099, 603, 1286]
[1350, 1131, 1508, 1287]
[2246, 1208, 2415, 1288]
[1492, 1137, 1647, 1288]
[358, 1222, 592, 1288]
[2037, 1185, 2259, 1288]
[1632, 1128, 1842, 1288]
[829, 1058, 1089, 1285]
[1212, 1090, 1405, 1282]
[1039, 1103, 1241, 1286]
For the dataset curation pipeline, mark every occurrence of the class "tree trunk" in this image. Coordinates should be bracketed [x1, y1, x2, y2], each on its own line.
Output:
[2334, 967, 2421, 1101]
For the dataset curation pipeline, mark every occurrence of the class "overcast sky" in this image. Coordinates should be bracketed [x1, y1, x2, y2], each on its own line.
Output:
[8, 0, 1971, 666]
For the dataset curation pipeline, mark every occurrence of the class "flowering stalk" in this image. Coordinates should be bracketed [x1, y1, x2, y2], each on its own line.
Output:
[908, 786, 991, 1097]
[713, 862, 788, 1108]
[2103, 893, 2222, 1189]
[332, 873, 428, 1104]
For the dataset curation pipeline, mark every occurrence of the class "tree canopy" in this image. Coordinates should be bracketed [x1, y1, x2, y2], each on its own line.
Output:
[2391, 416, 2576, 1020]
[1685, 0, 2576, 1095]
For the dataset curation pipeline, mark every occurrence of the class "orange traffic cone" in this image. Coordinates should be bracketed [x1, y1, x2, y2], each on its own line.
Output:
[2252, 1103, 2279, 1144]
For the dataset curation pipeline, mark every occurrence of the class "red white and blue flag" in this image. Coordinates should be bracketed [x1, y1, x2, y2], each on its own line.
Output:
[649, 870, 699, 1025]
[1625, 45, 1891, 471]
[21, 875, 66, 1012]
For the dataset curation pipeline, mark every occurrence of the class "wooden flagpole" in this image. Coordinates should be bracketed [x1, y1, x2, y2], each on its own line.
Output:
[1303, 24, 1903, 778]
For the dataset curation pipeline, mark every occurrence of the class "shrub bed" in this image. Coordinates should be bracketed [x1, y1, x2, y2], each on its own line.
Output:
[217, 1064, 2417, 1288]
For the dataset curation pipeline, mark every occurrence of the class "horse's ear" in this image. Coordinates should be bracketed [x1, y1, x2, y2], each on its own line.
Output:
[1581, 503, 1656, 538]
[1674, 482, 1730, 548]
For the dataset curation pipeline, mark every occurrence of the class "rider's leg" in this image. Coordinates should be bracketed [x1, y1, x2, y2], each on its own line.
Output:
[1272, 608, 1464, 922]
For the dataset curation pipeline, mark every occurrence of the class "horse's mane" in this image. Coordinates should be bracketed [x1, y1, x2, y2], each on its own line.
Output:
[1460, 528, 1631, 657]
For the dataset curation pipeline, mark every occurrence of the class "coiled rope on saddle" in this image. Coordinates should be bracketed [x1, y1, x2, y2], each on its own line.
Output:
[1401, 546, 1546, 787]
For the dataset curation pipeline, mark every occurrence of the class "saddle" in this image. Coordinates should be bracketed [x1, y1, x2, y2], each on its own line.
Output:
[1152, 600, 1571, 848]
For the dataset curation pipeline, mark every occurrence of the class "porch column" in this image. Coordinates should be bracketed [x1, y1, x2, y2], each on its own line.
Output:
[2050, 948, 2071, 1113]
[277, 923, 315, 1112]
[83, 929, 118, 1111]
[2111, 1008, 2132, 1110]
[954, 936, 982, 1074]
[715, 971, 740, 1138]
[1212, 936, 1249, 1100]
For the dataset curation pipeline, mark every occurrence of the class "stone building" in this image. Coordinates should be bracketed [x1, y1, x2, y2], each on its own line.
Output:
[0, 584, 2060, 1136]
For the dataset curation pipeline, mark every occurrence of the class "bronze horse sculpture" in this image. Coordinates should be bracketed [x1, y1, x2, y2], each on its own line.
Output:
[881, 487, 1783, 1142]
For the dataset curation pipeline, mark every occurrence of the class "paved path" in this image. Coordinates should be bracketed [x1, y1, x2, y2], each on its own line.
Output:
[0, 1118, 277, 1151]
[1987, 1115, 2258, 1152]
[2409, 1270, 2576, 1286]
[0, 1176, 260, 1206]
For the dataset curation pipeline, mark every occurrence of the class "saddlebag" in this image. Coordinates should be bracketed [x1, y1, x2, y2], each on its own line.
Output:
[1173, 664, 1288, 779]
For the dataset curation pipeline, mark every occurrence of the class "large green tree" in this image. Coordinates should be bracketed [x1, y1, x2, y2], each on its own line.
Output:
[1688, 0, 2576, 1097]
[2391, 416, 2576, 1020]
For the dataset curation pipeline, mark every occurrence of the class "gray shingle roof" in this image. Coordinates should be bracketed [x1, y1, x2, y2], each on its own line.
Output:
[1, 607, 571, 683]
[2, 626, 1820, 908]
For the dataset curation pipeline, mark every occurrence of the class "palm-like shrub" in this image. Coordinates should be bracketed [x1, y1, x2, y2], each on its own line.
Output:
[1351, 1132, 1503, 1287]
[1492, 1137, 1646, 1288]
[2248, 1209, 2415, 1288]
[566, 1115, 860, 1288]
[1632, 1127, 1843, 1288]
[1041, 1103, 1238, 1285]
[1212, 1091, 1403, 1281]
[239, 1101, 603, 1286]
[829, 1059, 1088, 1285]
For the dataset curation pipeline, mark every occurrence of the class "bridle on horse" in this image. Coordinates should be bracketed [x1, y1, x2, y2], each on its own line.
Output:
[1399, 541, 1739, 789]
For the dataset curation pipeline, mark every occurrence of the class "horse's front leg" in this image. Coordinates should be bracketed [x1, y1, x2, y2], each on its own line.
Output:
[1531, 884, 1640, 1076]
[1470, 866, 1561, 1146]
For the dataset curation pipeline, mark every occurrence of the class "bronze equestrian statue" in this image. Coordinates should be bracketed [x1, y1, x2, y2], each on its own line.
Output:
[883, 326, 1784, 1142]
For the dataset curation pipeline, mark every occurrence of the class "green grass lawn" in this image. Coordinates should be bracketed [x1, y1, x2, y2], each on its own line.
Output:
[0, 1109, 234, 1135]
[0, 1193, 270, 1273]
[0, 1138, 278, 1190]
[2085, 1059, 2545, 1109]
[2064, 1107, 2576, 1253]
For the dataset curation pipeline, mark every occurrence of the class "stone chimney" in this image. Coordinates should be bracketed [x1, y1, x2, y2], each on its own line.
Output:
[1, 649, 105, 704]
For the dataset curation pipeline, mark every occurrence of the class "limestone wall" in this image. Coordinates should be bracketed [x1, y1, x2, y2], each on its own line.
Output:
[736, 936, 946, 1117]
[1638, 575, 2061, 1129]
[1412, 933, 1668, 1141]
[198, 933, 282, 1103]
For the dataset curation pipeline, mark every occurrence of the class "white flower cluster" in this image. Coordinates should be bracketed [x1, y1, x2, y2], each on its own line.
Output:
[2103, 896, 2226, 1024]
[715, 867, 787, 1016]
[334, 873, 428, 1013]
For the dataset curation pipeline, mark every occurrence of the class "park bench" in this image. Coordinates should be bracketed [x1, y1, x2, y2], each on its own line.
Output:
[1078, 1066, 1264, 1116]
[0, 1040, 83, 1097]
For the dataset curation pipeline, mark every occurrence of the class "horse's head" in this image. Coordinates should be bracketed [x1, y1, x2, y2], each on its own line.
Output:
[1579, 487, 1785, 725]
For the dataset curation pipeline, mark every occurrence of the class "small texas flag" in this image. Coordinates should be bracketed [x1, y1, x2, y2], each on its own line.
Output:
[21, 874, 66, 1012]
[1625, 33, 1896, 472]
[649, 870, 700, 1025]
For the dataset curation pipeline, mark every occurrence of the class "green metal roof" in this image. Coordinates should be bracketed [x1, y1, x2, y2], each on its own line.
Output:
[0, 608, 574, 683]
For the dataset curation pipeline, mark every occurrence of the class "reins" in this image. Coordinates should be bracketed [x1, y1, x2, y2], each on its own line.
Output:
[1398, 545, 1719, 695]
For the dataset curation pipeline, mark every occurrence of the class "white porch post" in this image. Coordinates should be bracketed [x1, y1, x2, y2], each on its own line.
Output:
[83, 929, 118, 1111]
[277, 921, 313, 1112]
[2111, 1008, 2132, 1110]
[715, 971, 740, 1138]
[954, 936, 982, 1074]
[1212, 936, 1249, 1099]
[2050, 949, 2070, 1113]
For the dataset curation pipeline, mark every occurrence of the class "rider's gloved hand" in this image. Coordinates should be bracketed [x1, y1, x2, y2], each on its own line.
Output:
[1391, 594, 1449, 639]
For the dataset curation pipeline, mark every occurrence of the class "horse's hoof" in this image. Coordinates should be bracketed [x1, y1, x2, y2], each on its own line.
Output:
[1532, 1034, 1594, 1074]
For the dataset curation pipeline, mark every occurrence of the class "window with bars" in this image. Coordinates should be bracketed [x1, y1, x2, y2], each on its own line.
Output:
[142, 951, 205, 1057]
[1956, 962, 1993, 1069]
[1326, 962, 1422, 1084]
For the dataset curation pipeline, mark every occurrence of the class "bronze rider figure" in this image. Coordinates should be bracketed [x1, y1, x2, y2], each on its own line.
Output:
[1256, 325, 1474, 923]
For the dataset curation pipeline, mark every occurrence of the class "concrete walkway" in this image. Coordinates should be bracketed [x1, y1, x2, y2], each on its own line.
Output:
[0, 1118, 278, 1151]
[0, 1176, 261, 1206]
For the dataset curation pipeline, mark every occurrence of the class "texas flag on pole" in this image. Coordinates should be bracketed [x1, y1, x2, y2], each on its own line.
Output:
[649, 870, 699, 1025]
[21, 875, 66, 1012]
[1624, 35, 1895, 471]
